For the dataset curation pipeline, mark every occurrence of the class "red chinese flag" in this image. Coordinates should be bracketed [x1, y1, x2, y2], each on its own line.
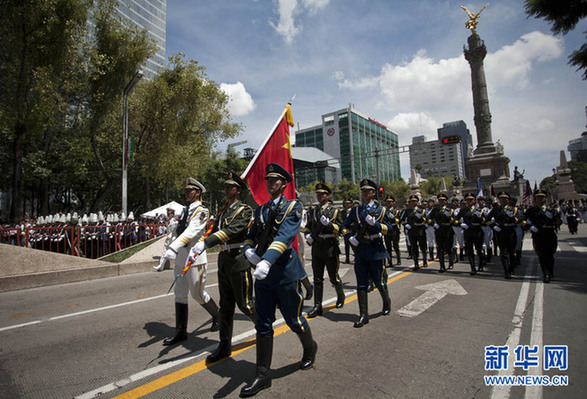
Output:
[242, 104, 296, 205]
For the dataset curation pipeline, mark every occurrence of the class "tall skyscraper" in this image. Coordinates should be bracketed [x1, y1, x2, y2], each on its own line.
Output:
[116, 0, 166, 79]
[295, 105, 401, 187]
[409, 135, 465, 180]
[437, 120, 473, 161]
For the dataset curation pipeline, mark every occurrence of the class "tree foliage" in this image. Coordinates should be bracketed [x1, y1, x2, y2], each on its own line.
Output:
[524, 0, 587, 79]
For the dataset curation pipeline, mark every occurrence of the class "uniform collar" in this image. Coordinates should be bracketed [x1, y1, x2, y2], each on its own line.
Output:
[188, 200, 202, 210]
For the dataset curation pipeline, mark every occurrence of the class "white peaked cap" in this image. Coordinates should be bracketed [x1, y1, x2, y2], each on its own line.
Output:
[120, 212, 126, 221]
[54, 214, 60, 222]
[38, 216, 45, 225]
[59, 214, 66, 223]
[66, 213, 71, 222]
[46, 215, 53, 223]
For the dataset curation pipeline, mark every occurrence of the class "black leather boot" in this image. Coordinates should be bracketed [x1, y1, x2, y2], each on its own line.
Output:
[297, 328, 317, 370]
[380, 286, 391, 315]
[438, 251, 446, 273]
[503, 258, 511, 279]
[307, 284, 323, 318]
[301, 276, 313, 300]
[469, 256, 476, 276]
[396, 253, 401, 265]
[334, 282, 345, 308]
[206, 313, 233, 363]
[163, 302, 188, 346]
[353, 290, 369, 328]
[240, 334, 273, 398]
[429, 246, 434, 260]
[201, 298, 220, 332]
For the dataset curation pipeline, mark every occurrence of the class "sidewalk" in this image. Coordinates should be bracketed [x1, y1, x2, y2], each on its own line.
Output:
[0, 238, 219, 293]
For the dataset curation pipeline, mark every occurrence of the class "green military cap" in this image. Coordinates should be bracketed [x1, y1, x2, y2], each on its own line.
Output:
[437, 193, 448, 200]
[385, 195, 395, 202]
[315, 182, 332, 194]
[533, 188, 547, 198]
[464, 192, 476, 200]
[226, 171, 247, 190]
[408, 194, 419, 202]
[497, 191, 510, 199]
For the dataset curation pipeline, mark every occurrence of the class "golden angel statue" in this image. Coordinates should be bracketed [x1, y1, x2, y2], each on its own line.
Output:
[460, 3, 489, 35]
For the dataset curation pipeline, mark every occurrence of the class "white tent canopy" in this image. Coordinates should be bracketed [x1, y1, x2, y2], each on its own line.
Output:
[140, 201, 184, 219]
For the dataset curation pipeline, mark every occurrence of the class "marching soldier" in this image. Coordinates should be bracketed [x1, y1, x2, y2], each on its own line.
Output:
[303, 183, 345, 318]
[384, 195, 402, 267]
[342, 178, 392, 328]
[424, 198, 437, 261]
[509, 196, 526, 266]
[451, 197, 465, 263]
[401, 195, 428, 270]
[188, 172, 256, 363]
[160, 178, 220, 345]
[491, 191, 520, 279]
[525, 189, 562, 283]
[459, 192, 485, 275]
[478, 196, 494, 262]
[240, 163, 316, 398]
[429, 193, 455, 273]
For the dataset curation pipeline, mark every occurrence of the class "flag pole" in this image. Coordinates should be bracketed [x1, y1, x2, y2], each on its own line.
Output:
[241, 95, 296, 179]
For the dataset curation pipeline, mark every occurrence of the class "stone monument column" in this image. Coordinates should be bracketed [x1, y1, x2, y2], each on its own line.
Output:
[464, 34, 495, 155]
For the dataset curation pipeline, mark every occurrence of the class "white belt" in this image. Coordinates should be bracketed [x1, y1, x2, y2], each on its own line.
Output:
[365, 233, 381, 239]
[221, 242, 243, 251]
[318, 234, 335, 239]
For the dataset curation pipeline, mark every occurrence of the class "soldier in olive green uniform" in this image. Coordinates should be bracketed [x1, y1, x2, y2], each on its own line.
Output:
[189, 172, 256, 363]
[304, 183, 345, 317]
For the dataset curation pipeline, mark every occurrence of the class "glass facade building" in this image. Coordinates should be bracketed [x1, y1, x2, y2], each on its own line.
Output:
[409, 135, 465, 179]
[295, 106, 401, 184]
[116, 0, 166, 79]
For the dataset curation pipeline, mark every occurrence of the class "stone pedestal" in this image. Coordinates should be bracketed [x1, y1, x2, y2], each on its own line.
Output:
[555, 150, 578, 201]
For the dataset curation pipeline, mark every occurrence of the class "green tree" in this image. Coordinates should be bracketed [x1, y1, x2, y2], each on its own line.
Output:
[333, 178, 359, 201]
[385, 179, 410, 205]
[524, 0, 587, 79]
[0, 0, 89, 220]
[131, 54, 241, 211]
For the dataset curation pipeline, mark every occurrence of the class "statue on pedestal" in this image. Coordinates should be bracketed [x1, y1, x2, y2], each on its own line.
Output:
[460, 3, 489, 35]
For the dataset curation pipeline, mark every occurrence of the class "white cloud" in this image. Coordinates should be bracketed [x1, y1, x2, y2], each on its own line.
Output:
[270, 0, 329, 43]
[270, 0, 302, 44]
[386, 112, 440, 144]
[219, 82, 256, 117]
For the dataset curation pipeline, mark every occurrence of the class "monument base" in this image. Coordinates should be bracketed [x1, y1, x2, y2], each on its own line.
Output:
[465, 149, 510, 188]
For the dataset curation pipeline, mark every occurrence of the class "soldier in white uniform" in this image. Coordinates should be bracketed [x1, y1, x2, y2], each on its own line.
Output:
[155, 208, 179, 271]
[160, 178, 219, 345]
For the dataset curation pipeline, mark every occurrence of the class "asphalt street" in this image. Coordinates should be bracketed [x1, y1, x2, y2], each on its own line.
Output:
[0, 227, 585, 399]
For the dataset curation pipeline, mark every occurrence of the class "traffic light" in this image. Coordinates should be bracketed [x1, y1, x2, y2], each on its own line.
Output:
[378, 186, 385, 200]
[441, 136, 461, 144]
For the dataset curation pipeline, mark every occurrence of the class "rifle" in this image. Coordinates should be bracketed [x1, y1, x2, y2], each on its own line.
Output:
[166, 200, 229, 294]
[254, 202, 281, 257]
[356, 202, 377, 242]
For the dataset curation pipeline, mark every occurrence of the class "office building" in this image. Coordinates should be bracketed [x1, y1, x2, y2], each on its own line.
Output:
[409, 135, 465, 179]
[116, 0, 166, 79]
[568, 131, 587, 162]
[294, 105, 401, 187]
[437, 120, 473, 161]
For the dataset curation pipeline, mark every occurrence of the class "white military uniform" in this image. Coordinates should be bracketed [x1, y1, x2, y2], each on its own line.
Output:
[168, 201, 211, 305]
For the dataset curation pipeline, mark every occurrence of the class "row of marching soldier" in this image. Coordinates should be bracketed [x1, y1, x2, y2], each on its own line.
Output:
[158, 164, 562, 398]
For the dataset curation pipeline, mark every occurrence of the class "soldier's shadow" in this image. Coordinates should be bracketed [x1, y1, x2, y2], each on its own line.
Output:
[208, 350, 300, 398]
[139, 321, 219, 365]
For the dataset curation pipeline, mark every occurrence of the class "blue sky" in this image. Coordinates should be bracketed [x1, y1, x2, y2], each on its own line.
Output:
[166, 0, 586, 186]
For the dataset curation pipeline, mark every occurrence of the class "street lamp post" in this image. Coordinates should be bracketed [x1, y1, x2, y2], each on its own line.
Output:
[122, 70, 143, 216]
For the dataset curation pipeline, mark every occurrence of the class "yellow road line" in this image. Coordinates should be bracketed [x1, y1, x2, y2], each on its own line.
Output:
[113, 269, 413, 399]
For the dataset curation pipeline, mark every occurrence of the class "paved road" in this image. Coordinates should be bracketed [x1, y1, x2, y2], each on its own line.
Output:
[0, 227, 585, 399]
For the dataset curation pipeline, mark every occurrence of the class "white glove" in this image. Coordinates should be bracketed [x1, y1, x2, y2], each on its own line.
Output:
[365, 214, 376, 226]
[245, 248, 261, 265]
[474, 210, 481, 217]
[405, 224, 412, 230]
[349, 235, 359, 247]
[461, 223, 469, 230]
[190, 241, 206, 258]
[162, 249, 176, 260]
[320, 215, 330, 226]
[434, 223, 440, 230]
[253, 260, 271, 280]
[154, 257, 165, 271]
[530, 225, 539, 233]
[545, 211, 553, 219]
[305, 233, 314, 245]
[493, 225, 502, 232]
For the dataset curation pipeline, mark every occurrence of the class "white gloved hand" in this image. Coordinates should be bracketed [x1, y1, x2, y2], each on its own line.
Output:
[253, 260, 271, 280]
[530, 225, 539, 233]
[320, 215, 330, 226]
[545, 211, 553, 219]
[154, 257, 165, 271]
[474, 210, 482, 217]
[349, 235, 359, 247]
[190, 241, 206, 258]
[493, 225, 502, 232]
[245, 248, 261, 265]
[162, 249, 176, 260]
[461, 223, 469, 230]
[434, 223, 440, 230]
[305, 233, 314, 245]
[405, 224, 412, 230]
[365, 214, 376, 226]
